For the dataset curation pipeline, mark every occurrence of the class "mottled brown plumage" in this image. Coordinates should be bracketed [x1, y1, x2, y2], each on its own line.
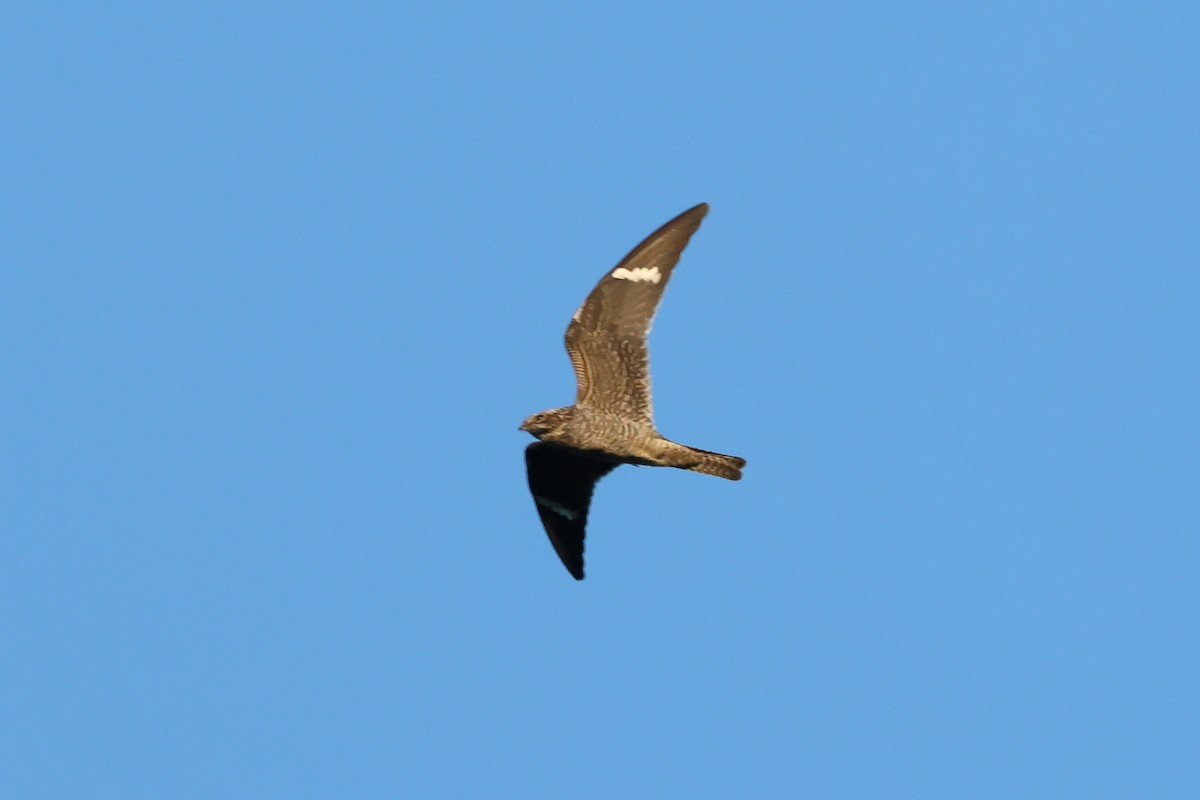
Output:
[520, 203, 745, 580]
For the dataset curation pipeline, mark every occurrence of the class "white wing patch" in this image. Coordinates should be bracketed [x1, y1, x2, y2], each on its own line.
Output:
[535, 495, 579, 520]
[611, 266, 662, 284]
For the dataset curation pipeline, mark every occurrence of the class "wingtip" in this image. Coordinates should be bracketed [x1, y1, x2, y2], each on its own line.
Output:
[663, 202, 708, 232]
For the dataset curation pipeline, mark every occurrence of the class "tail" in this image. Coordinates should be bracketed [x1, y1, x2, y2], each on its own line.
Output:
[684, 446, 746, 481]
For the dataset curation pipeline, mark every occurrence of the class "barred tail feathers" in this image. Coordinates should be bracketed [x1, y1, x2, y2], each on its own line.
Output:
[684, 446, 745, 481]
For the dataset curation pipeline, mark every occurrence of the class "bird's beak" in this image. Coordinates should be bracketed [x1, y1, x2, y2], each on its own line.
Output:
[518, 420, 530, 432]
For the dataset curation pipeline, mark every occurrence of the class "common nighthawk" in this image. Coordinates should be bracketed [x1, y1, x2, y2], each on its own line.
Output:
[520, 203, 745, 580]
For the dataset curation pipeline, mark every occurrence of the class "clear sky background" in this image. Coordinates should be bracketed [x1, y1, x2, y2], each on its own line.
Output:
[3, 3, 1197, 798]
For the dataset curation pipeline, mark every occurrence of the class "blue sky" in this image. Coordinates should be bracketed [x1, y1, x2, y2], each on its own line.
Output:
[3, 2, 1197, 797]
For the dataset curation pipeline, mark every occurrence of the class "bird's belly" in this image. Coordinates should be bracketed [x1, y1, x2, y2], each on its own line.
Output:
[563, 413, 663, 464]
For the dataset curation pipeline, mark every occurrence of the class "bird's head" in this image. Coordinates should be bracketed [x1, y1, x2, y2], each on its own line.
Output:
[519, 407, 573, 439]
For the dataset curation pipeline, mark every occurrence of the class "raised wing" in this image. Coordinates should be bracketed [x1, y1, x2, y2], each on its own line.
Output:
[564, 203, 708, 422]
[524, 442, 618, 580]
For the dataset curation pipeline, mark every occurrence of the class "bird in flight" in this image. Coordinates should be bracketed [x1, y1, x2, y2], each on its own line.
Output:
[520, 203, 745, 580]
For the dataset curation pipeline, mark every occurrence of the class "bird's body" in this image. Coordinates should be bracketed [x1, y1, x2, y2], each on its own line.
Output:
[521, 203, 745, 579]
[524, 405, 743, 476]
